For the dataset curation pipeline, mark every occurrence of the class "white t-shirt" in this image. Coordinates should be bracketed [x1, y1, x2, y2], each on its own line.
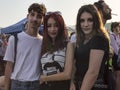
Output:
[41, 48, 66, 76]
[4, 31, 42, 81]
[70, 33, 76, 43]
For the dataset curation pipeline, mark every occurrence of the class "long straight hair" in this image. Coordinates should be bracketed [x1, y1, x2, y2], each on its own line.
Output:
[41, 13, 68, 57]
[76, 4, 109, 45]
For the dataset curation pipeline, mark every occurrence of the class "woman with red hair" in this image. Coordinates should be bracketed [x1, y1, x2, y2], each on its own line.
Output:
[39, 11, 72, 90]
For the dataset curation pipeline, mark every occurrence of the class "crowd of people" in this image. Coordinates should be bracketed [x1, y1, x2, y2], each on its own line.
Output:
[0, 0, 120, 90]
[0, 33, 9, 89]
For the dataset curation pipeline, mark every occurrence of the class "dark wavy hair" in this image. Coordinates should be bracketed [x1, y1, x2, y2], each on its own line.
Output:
[41, 12, 68, 56]
[76, 4, 109, 44]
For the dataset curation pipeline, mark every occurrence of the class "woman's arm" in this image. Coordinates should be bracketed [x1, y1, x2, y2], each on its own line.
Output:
[40, 42, 75, 82]
[80, 49, 104, 90]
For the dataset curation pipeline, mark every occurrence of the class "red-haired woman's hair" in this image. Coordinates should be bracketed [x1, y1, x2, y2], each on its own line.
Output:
[41, 12, 68, 57]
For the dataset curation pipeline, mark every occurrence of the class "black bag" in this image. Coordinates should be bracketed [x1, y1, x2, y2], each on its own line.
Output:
[112, 52, 120, 70]
[108, 69, 115, 90]
[105, 60, 116, 90]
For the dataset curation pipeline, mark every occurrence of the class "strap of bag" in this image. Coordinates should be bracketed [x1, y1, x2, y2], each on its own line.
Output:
[111, 33, 116, 40]
[117, 48, 120, 67]
[12, 33, 18, 72]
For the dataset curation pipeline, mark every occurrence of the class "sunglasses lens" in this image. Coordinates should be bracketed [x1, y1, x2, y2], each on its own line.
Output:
[46, 11, 61, 15]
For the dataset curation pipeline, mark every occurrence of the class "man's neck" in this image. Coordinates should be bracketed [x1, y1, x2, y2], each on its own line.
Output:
[25, 28, 39, 37]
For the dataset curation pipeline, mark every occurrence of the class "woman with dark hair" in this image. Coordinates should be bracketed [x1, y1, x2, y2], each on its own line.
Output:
[40, 11, 72, 90]
[70, 4, 110, 90]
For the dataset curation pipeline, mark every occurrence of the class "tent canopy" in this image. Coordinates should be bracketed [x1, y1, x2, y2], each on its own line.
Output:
[0, 18, 43, 35]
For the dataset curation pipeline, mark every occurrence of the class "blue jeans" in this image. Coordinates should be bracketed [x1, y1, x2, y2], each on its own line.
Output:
[10, 79, 40, 90]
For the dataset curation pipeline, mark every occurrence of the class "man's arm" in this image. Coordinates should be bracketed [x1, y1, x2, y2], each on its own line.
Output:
[4, 61, 13, 90]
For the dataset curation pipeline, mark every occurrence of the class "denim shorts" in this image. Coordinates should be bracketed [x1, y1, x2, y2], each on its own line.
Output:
[10, 79, 40, 90]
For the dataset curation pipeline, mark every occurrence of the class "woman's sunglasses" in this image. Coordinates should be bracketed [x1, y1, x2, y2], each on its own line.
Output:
[46, 11, 62, 16]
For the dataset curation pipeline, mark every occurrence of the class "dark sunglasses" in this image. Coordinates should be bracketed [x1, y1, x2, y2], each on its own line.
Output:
[46, 11, 62, 16]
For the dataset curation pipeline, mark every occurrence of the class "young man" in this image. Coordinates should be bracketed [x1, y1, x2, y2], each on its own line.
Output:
[4, 3, 46, 90]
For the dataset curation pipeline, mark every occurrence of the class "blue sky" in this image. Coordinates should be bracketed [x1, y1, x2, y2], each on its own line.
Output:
[0, 0, 120, 27]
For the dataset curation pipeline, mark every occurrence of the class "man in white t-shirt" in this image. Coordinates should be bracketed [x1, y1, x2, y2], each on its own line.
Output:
[3, 3, 46, 90]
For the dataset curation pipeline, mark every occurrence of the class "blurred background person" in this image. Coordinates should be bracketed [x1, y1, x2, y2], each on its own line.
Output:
[0, 34, 7, 76]
[110, 22, 120, 90]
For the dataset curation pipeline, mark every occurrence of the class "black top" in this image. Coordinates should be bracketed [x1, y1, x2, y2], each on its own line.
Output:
[74, 35, 109, 83]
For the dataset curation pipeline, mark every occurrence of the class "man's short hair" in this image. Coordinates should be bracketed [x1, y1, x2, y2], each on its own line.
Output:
[111, 22, 120, 32]
[28, 3, 47, 16]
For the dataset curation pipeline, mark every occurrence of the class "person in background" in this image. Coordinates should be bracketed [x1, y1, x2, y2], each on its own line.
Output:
[0, 34, 8, 90]
[3, 3, 46, 90]
[110, 22, 120, 90]
[70, 4, 109, 90]
[94, 0, 112, 25]
[0, 34, 7, 76]
[94, 1, 116, 89]
[39, 11, 73, 90]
